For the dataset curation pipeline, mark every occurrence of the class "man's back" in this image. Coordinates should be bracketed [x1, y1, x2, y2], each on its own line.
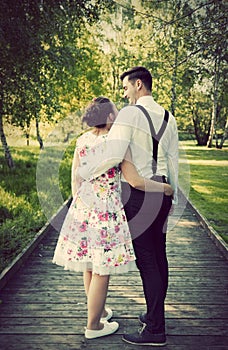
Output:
[107, 95, 178, 202]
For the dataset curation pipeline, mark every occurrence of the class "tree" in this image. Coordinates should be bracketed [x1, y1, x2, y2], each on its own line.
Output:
[0, 0, 113, 167]
[182, 0, 228, 147]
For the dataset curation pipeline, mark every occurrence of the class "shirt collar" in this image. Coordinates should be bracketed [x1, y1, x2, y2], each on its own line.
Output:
[136, 95, 163, 114]
[137, 95, 154, 105]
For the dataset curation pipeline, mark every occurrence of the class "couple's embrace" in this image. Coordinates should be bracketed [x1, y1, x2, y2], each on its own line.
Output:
[53, 66, 179, 347]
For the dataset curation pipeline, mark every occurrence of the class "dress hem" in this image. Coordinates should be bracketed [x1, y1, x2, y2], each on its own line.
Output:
[52, 258, 136, 275]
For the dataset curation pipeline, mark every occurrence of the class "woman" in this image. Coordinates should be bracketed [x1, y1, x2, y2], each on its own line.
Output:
[53, 97, 173, 339]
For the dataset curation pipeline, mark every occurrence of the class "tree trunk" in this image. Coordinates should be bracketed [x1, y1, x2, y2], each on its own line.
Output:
[218, 118, 228, 149]
[35, 113, 43, 149]
[26, 132, 30, 146]
[25, 122, 30, 146]
[207, 54, 220, 148]
[171, 38, 179, 117]
[207, 102, 216, 148]
[0, 115, 15, 169]
[192, 107, 211, 146]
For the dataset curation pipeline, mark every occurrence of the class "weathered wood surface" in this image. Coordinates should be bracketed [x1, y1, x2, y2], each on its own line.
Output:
[0, 195, 227, 350]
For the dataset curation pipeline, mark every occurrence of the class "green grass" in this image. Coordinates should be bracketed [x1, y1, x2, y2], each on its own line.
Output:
[180, 140, 228, 243]
[0, 140, 227, 274]
[0, 147, 46, 272]
[0, 144, 75, 273]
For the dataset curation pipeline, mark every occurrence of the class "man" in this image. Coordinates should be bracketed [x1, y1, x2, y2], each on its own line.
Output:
[78, 66, 179, 346]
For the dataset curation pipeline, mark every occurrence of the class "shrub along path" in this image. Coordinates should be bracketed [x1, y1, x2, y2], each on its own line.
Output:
[0, 193, 227, 350]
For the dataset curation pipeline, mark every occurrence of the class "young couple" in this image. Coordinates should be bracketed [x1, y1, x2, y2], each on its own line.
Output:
[53, 66, 179, 346]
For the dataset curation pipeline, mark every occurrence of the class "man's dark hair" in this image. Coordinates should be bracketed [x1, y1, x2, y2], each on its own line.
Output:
[120, 66, 152, 91]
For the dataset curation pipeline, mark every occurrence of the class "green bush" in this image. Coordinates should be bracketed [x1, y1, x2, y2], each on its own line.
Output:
[0, 144, 74, 273]
[0, 147, 50, 272]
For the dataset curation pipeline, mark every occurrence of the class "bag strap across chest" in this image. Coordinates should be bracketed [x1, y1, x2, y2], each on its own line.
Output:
[135, 105, 169, 175]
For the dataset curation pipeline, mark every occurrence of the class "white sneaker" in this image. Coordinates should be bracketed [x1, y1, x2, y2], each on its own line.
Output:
[85, 321, 119, 339]
[100, 308, 113, 322]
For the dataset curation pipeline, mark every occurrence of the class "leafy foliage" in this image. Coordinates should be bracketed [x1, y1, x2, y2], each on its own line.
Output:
[1, 0, 227, 158]
[0, 147, 46, 272]
[0, 0, 114, 163]
[90, 0, 227, 145]
[0, 142, 76, 272]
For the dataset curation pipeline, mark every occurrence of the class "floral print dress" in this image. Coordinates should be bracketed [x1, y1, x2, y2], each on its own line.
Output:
[52, 131, 136, 275]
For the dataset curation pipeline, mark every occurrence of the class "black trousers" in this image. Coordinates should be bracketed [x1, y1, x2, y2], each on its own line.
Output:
[121, 181, 172, 334]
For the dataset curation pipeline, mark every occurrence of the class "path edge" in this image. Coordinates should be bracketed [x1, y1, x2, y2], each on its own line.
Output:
[0, 198, 71, 290]
[186, 195, 228, 260]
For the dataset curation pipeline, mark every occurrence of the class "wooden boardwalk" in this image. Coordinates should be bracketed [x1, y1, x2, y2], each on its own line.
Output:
[0, 195, 227, 350]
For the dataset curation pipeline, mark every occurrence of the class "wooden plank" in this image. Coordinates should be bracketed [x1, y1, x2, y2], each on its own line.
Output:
[0, 334, 227, 348]
[0, 317, 227, 335]
[0, 303, 227, 319]
[1, 278, 227, 290]
[0, 290, 227, 303]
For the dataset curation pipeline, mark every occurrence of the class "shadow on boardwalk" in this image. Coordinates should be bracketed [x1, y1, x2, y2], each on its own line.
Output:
[0, 194, 227, 350]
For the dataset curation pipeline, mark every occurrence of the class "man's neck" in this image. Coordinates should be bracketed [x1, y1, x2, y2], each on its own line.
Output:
[136, 93, 152, 103]
[136, 91, 151, 101]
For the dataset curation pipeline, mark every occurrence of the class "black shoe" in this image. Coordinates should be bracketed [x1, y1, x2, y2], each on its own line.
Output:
[122, 326, 166, 346]
[139, 313, 147, 325]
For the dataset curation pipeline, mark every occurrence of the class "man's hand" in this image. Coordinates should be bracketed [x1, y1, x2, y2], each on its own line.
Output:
[76, 168, 84, 189]
[164, 184, 174, 197]
[169, 204, 175, 215]
[72, 168, 84, 197]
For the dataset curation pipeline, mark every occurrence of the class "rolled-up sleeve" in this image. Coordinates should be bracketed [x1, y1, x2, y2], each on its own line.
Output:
[167, 118, 179, 204]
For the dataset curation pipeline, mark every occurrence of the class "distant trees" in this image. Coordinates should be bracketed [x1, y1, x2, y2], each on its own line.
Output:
[1, 0, 227, 168]
[95, 0, 227, 146]
[184, 0, 227, 146]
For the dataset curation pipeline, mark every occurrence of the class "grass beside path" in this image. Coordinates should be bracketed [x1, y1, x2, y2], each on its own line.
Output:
[0, 147, 46, 273]
[181, 141, 228, 243]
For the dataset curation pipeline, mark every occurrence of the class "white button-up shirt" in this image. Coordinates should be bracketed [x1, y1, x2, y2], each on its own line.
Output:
[78, 95, 179, 203]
